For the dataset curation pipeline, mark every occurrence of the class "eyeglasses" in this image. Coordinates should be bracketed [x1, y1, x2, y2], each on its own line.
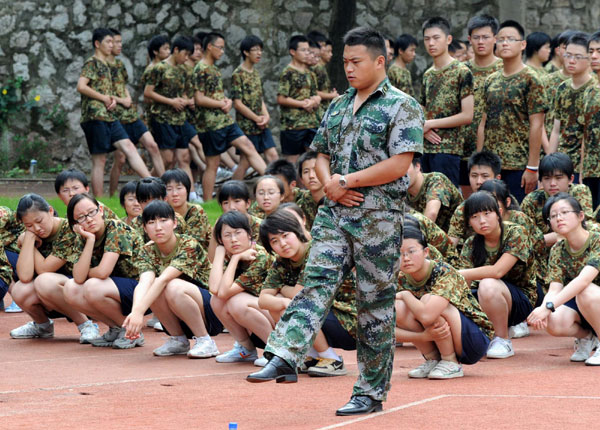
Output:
[400, 248, 423, 259]
[471, 35, 493, 42]
[256, 190, 281, 197]
[563, 53, 589, 61]
[211, 45, 225, 51]
[496, 37, 523, 44]
[75, 208, 100, 224]
[250, 47, 263, 53]
[547, 210, 578, 222]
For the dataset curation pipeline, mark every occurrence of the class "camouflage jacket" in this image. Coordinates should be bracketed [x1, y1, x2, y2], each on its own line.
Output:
[548, 231, 600, 285]
[581, 84, 600, 178]
[183, 203, 212, 251]
[222, 244, 273, 297]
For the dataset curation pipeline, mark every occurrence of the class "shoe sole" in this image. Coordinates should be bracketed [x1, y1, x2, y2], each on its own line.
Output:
[307, 369, 348, 377]
[428, 372, 464, 379]
[486, 352, 514, 359]
[246, 374, 298, 383]
[113, 340, 145, 349]
[187, 352, 220, 359]
[10, 334, 54, 339]
[215, 357, 257, 363]
[335, 404, 382, 416]
[407, 373, 430, 379]
[153, 350, 189, 356]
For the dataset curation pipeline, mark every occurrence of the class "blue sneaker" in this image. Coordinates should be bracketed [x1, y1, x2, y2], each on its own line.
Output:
[215, 342, 257, 363]
[5, 302, 22, 313]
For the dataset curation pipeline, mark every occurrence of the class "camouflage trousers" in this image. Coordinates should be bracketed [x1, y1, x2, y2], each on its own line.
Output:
[264, 205, 403, 401]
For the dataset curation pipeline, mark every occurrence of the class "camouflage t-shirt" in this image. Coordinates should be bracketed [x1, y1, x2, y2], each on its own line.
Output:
[130, 212, 188, 243]
[71, 218, 144, 278]
[222, 244, 273, 297]
[544, 62, 559, 74]
[136, 234, 211, 288]
[464, 58, 503, 159]
[420, 59, 474, 156]
[193, 61, 234, 131]
[407, 172, 463, 231]
[293, 188, 320, 230]
[230, 65, 264, 136]
[554, 77, 594, 168]
[483, 66, 548, 169]
[278, 64, 320, 130]
[35, 218, 77, 275]
[0, 244, 11, 286]
[388, 64, 414, 97]
[248, 200, 265, 219]
[108, 58, 138, 124]
[407, 208, 458, 264]
[147, 61, 188, 125]
[459, 221, 538, 306]
[184, 203, 212, 251]
[548, 231, 600, 285]
[311, 78, 424, 211]
[543, 69, 569, 139]
[181, 63, 202, 132]
[99, 202, 118, 221]
[140, 63, 156, 124]
[398, 260, 494, 339]
[312, 63, 333, 113]
[581, 84, 600, 178]
[0, 206, 24, 252]
[521, 184, 593, 234]
[80, 56, 116, 123]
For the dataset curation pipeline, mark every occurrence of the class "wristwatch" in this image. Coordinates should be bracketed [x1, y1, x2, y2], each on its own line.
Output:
[545, 302, 555, 312]
[339, 175, 348, 189]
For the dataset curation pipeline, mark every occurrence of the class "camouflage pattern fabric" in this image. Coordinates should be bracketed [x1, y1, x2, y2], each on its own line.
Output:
[99, 202, 119, 221]
[221, 244, 273, 297]
[248, 214, 262, 242]
[407, 208, 458, 264]
[80, 56, 116, 123]
[293, 188, 320, 230]
[543, 69, 569, 140]
[140, 63, 156, 125]
[109, 58, 138, 124]
[262, 244, 310, 293]
[278, 64, 320, 130]
[184, 203, 212, 251]
[312, 63, 333, 113]
[181, 63, 203, 132]
[0, 206, 24, 252]
[544, 62, 559, 74]
[448, 200, 469, 241]
[420, 59, 474, 156]
[398, 259, 494, 339]
[388, 64, 414, 97]
[35, 218, 77, 276]
[0, 243, 12, 287]
[231, 65, 265, 136]
[548, 230, 600, 285]
[248, 201, 265, 219]
[581, 84, 600, 178]
[147, 61, 188, 126]
[193, 61, 234, 131]
[483, 67, 548, 169]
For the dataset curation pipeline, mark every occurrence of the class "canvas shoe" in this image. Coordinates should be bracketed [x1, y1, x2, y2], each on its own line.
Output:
[215, 342, 258, 363]
[585, 347, 600, 366]
[153, 336, 190, 356]
[187, 336, 220, 359]
[298, 356, 319, 373]
[508, 321, 529, 339]
[89, 326, 122, 347]
[307, 357, 348, 377]
[253, 356, 268, 367]
[113, 330, 145, 349]
[407, 359, 439, 378]
[571, 335, 599, 362]
[153, 321, 164, 331]
[5, 301, 23, 312]
[146, 315, 160, 328]
[428, 360, 464, 379]
[10, 320, 54, 339]
[79, 320, 99, 344]
[486, 337, 514, 359]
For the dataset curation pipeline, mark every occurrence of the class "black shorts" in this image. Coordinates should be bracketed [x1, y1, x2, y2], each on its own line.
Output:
[459, 159, 470, 186]
[160, 287, 224, 338]
[151, 119, 191, 150]
[5, 250, 19, 281]
[122, 119, 149, 144]
[504, 281, 535, 327]
[280, 128, 316, 155]
[182, 121, 198, 145]
[81, 120, 129, 154]
[0, 278, 7, 300]
[564, 297, 595, 333]
[111, 276, 147, 316]
[245, 129, 276, 154]
[458, 311, 490, 365]
[202, 123, 244, 156]
[322, 310, 356, 351]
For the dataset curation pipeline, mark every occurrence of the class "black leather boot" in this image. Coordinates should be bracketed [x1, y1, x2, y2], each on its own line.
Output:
[246, 355, 297, 383]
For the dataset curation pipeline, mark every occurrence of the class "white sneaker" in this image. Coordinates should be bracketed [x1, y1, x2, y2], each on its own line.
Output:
[253, 356, 268, 367]
[187, 336, 220, 359]
[428, 360, 464, 379]
[215, 342, 258, 363]
[89, 326, 122, 347]
[153, 336, 190, 356]
[10, 320, 54, 339]
[585, 346, 600, 366]
[5, 301, 23, 312]
[146, 316, 159, 328]
[153, 321, 164, 331]
[571, 335, 599, 362]
[486, 337, 514, 359]
[508, 321, 530, 339]
[79, 320, 99, 344]
[408, 359, 439, 378]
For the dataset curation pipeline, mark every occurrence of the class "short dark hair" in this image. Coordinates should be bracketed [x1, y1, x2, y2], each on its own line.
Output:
[467, 14, 499, 36]
[567, 31, 590, 50]
[307, 30, 327, 45]
[395, 34, 418, 56]
[468, 151, 502, 176]
[464, 191, 503, 267]
[279, 202, 306, 223]
[92, 28, 112, 47]
[402, 224, 428, 248]
[254, 175, 285, 196]
[214, 211, 252, 246]
[422, 17, 451, 36]
[16, 193, 52, 221]
[172, 35, 194, 54]
[525, 32, 551, 59]
[324, 38, 333, 47]
[259, 209, 309, 254]
[543, 192, 585, 228]
[240, 35, 263, 59]
[297, 151, 318, 179]
[539, 152, 574, 178]
[218, 180, 250, 204]
[289, 34, 309, 51]
[499, 20, 525, 40]
[479, 179, 519, 212]
[448, 39, 461, 54]
[385, 35, 395, 52]
[161, 169, 191, 200]
[194, 31, 208, 46]
[147, 35, 169, 59]
[136, 177, 166, 203]
[109, 28, 120, 36]
[203, 32, 225, 51]
[55, 168, 88, 193]
[67, 193, 100, 229]
[265, 159, 297, 184]
[142, 200, 175, 225]
[589, 30, 600, 45]
[548, 33, 561, 61]
[343, 26, 387, 62]
[119, 181, 139, 207]
[558, 29, 577, 46]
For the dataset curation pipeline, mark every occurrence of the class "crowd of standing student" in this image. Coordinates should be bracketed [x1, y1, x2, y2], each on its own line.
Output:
[2, 13, 600, 418]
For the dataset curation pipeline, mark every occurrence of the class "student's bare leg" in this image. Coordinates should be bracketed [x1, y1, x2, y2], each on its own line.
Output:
[150, 291, 186, 336]
[395, 299, 437, 355]
[227, 293, 274, 343]
[63, 278, 105, 322]
[83, 278, 126, 327]
[189, 143, 207, 172]
[202, 155, 221, 201]
[164, 279, 209, 336]
[210, 295, 253, 346]
[139, 131, 165, 176]
[546, 306, 589, 338]
[220, 150, 237, 169]
[264, 147, 279, 164]
[175, 148, 195, 192]
[91, 153, 107, 197]
[113, 138, 151, 179]
[109, 150, 127, 197]
[230, 136, 266, 175]
[232, 154, 250, 180]
[34, 273, 89, 325]
[476, 278, 512, 338]
[434, 301, 464, 359]
[285, 154, 300, 164]
[10, 281, 48, 324]
[575, 283, 600, 335]
[161, 149, 175, 170]
[227, 146, 240, 164]
[189, 135, 207, 168]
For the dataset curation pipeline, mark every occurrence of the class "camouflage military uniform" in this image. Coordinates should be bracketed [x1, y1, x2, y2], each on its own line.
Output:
[553, 78, 594, 169]
[293, 188, 320, 230]
[264, 77, 424, 401]
[0, 206, 24, 253]
[80, 56, 116, 123]
[130, 212, 188, 243]
[108, 58, 139, 124]
[248, 214, 262, 241]
[183, 203, 212, 251]
[544, 62, 559, 74]
[193, 61, 234, 131]
[407, 208, 458, 265]
[312, 63, 334, 115]
[388, 64, 414, 97]
[99, 202, 118, 221]
[548, 231, 600, 285]
[543, 69, 569, 139]
[248, 201, 265, 219]
[483, 67, 548, 170]
[181, 63, 202, 133]
[220, 244, 273, 297]
[581, 85, 600, 179]
[35, 219, 78, 276]
[459, 221, 538, 307]
[230, 65, 265, 136]
[398, 260, 494, 339]
[278, 65, 320, 130]
[137, 234, 212, 288]
[147, 61, 187, 126]
[140, 63, 156, 126]
[407, 171, 463, 231]
[0, 244, 12, 288]
[421, 59, 474, 156]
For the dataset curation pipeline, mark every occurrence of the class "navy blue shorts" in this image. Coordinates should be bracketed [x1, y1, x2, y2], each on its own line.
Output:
[150, 119, 191, 150]
[122, 119, 149, 144]
[504, 280, 534, 327]
[81, 120, 129, 154]
[182, 121, 198, 145]
[501, 169, 525, 204]
[458, 311, 490, 364]
[322, 310, 356, 351]
[280, 128, 316, 155]
[459, 158, 470, 186]
[421, 153, 461, 188]
[0, 278, 8, 300]
[110, 276, 140, 316]
[5, 250, 19, 281]
[162, 287, 224, 339]
[202, 124, 244, 156]
[250, 333, 266, 349]
[244, 129, 276, 154]
[564, 297, 594, 333]
[534, 281, 545, 308]
[583, 177, 600, 209]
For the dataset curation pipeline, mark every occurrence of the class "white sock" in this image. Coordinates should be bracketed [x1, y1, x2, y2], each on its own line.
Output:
[307, 347, 319, 358]
[318, 347, 341, 361]
[197, 334, 211, 341]
[174, 335, 188, 343]
[77, 321, 89, 331]
[189, 191, 198, 200]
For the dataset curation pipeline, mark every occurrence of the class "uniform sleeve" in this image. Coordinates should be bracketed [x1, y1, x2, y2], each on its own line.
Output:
[262, 261, 285, 292]
[448, 204, 466, 239]
[104, 221, 135, 257]
[234, 251, 272, 294]
[278, 69, 291, 98]
[171, 238, 211, 287]
[426, 174, 453, 207]
[527, 72, 549, 115]
[230, 70, 242, 100]
[459, 67, 474, 100]
[193, 64, 206, 94]
[309, 105, 332, 155]
[420, 72, 428, 107]
[388, 96, 424, 157]
[186, 205, 212, 250]
[80, 59, 97, 80]
[573, 185, 594, 220]
[146, 63, 163, 88]
[428, 263, 458, 302]
[501, 224, 531, 264]
[135, 245, 156, 275]
[458, 237, 474, 269]
[547, 243, 565, 284]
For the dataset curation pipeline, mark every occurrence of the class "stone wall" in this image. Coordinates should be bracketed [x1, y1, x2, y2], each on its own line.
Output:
[0, 0, 594, 172]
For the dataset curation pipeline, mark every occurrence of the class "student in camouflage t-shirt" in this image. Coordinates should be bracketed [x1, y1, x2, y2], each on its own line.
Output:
[527, 193, 600, 365]
[140, 35, 171, 127]
[583, 32, 600, 208]
[388, 34, 417, 96]
[314, 38, 338, 113]
[297, 151, 326, 230]
[396, 226, 493, 379]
